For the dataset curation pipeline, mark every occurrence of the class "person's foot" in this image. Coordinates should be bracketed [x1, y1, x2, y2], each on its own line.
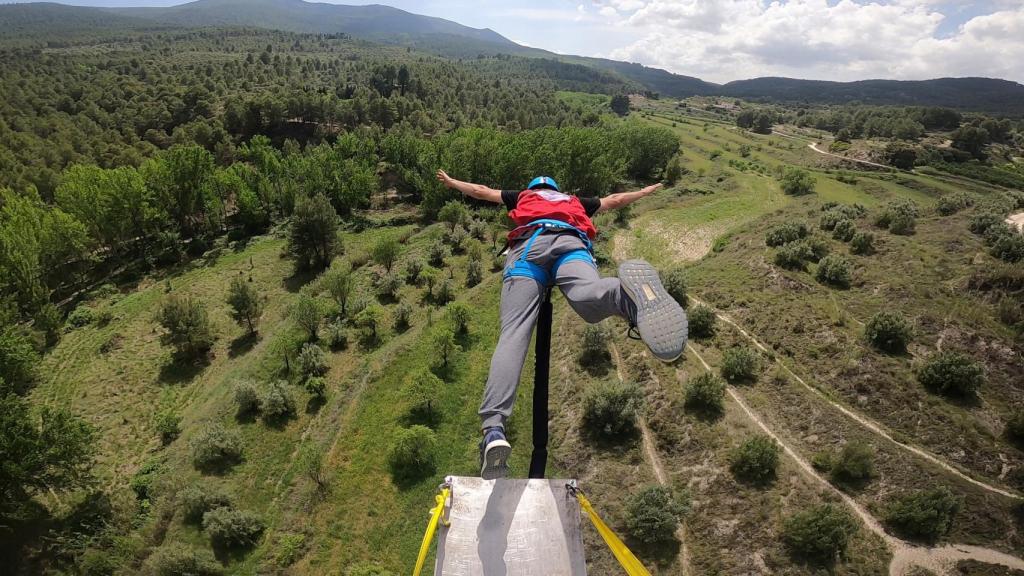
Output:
[618, 260, 688, 362]
[479, 427, 512, 480]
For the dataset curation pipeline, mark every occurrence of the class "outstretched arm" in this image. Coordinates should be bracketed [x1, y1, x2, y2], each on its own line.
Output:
[436, 169, 503, 204]
[596, 183, 663, 213]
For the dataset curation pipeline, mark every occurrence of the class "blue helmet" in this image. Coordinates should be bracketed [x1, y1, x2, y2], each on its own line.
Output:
[527, 176, 560, 192]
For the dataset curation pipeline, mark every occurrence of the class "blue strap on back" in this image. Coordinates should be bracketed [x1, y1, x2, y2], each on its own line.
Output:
[503, 219, 596, 287]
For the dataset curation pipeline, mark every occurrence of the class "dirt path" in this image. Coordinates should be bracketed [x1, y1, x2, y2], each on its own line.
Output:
[688, 295, 1022, 501]
[1007, 212, 1024, 233]
[686, 344, 1024, 576]
[771, 129, 898, 171]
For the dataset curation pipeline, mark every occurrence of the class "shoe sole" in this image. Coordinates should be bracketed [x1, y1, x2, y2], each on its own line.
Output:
[618, 260, 688, 362]
[481, 440, 512, 480]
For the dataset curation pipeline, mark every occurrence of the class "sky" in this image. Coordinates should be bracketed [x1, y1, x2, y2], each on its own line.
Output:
[4, 0, 1023, 84]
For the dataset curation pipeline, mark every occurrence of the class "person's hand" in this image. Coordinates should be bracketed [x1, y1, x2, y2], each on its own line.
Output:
[641, 183, 663, 196]
[436, 169, 454, 188]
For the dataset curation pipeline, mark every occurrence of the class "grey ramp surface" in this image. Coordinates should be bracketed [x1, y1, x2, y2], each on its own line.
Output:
[436, 476, 587, 575]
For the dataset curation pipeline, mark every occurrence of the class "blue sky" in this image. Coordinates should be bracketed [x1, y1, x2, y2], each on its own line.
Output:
[3, 1, 1022, 82]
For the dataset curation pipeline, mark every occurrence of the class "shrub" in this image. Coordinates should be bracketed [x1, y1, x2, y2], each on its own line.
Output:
[348, 563, 397, 576]
[291, 295, 322, 341]
[816, 255, 852, 288]
[832, 219, 856, 242]
[782, 504, 857, 563]
[990, 231, 1024, 263]
[625, 486, 688, 545]
[662, 267, 688, 307]
[830, 441, 874, 484]
[765, 223, 808, 247]
[579, 324, 610, 366]
[234, 380, 260, 416]
[68, 306, 95, 328]
[273, 533, 307, 568]
[155, 410, 181, 445]
[582, 380, 643, 439]
[130, 460, 161, 501]
[917, 351, 984, 398]
[850, 231, 875, 255]
[885, 487, 961, 542]
[305, 376, 327, 399]
[355, 304, 385, 343]
[446, 226, 469, 252]
[721, 346, 760, 383]
[688, 304, 716, 338]
[297, 343, 329, 378]
[325, 320, 348, 350]
[428, 242, 450, 268]
[374, 270, 403, 300]
[864, 311, 913, 353]
[403, 369, 443, 424]
[465, 259, 483, 287]
[156, 296, 214, 360]
[431, 327, 460, 370]
[371, 237, 401, 272]
[288, 193, 340, 271]
[876, 200, 918, 235]
[819, 211, 848, 232]
[937, 193, 973, 216]
[77, 548, 120, 576]
[321, 265, 355, 318]
[388, 425, 438, 482]
[226, 276, 262, 335]
[202, 507, 265, 548]
[445, 302, 471, 335]
[438, 201, 469, 231]
[435, 280, 455, 305]
[180, 485, 232, 524]
[393, 302, 412, 332]
[1006, 411, 1024, 446]
[683, 372, 726, 414]
[260, 381, 296, 422]
[730, 435, 780, 483]
[190, 423, 243, 471]
[145, 544, 222, 576]
[405, 259, 424, 285]
[969, 209, 1005, 235]
[888, 211, 916, 235]
[780, 167, 815, 196]
[774, 237, 830, 270]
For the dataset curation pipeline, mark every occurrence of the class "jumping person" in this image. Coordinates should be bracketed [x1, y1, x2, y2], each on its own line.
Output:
[435, 170, 688, 479]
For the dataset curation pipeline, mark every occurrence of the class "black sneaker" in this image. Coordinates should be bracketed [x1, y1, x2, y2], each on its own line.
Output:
[479, 427, 512, 480]
[618, 260, 688, 362]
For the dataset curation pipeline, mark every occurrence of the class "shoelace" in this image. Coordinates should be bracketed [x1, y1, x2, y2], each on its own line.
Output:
[626, 325, 641, 341]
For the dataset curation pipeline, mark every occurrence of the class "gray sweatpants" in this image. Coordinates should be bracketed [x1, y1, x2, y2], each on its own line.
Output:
[479, 232, 633, 431]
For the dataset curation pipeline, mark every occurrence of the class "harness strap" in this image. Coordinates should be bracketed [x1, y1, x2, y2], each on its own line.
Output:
[503, 219, 596, 287]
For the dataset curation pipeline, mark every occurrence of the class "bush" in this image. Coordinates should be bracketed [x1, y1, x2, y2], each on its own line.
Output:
[273, 533, 307, 568]
[130, 460, 161, 501]
[297, 343, 329, 378]
[782, 504, 857, 563]
[688, 304, 716, 338]
[374, 270, 403, 300]
[321, 265, 355, 317]
[832, 219, 856, 242]
[850, 231, 875, 255]
[234, 380, 260, 416]
[765, 223, 808, 247]
[465, 259, 483, 287]
[579, 324, 610, 365]
[348, 563, 397, 576]
[260, 381, 296, 422]
[582, 380, 642, 439]
[1006, 411, 1024, 446]
[393, 301, 412, 332]
[990, 231, 1024, 263]
[325, 320, 348, 350]
[876, 200, 918, 235]
[354, 304, 385, 343]
[435, 280, 455, 305]
[180, 485, 232, 524]
[917, 351, 984, 398]
[445, 302, 471, 335]
[291, 295, 322, 341]
[625, 486, 688, 545]
[830, 441, 874, 484]
[683, 372, 726, 414]
[430, 326, 460, 370]
[721, 346, 760, 383]
[774, 237, 830, 270]
[864, 311, 913, 353]
[371, 237, 401, 272]
[190, 423, 243, 471]
[428, 242, 450, 268]
[288, 193, 339, 271]
[155, 410, 181, 445]
[816, 255, 852, 288]
[403, 369, 442, 424]
[77, 548, 121, 576]
[156, 296, 214, 360]
[780, 167, 815, 196]
[388, 425, 438, 482]
[226, 276, 262, 335]
[969, 209, 1005, 236]
[68, 306, 95, 328]
[145, 544, 222, 576]
[937, 193, 973, 216]
[885, 487, 961, 542]
[305, 376, 327, 398]
[405, 259, 424, 285]
[729, 435, 780, 483]
[662, 267, 688, 307]
[202, 507, 265, 548]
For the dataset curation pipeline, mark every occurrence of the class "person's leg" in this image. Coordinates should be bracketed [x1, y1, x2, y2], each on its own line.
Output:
[556, 260, 634, 323]
[478, 275, 545, 431]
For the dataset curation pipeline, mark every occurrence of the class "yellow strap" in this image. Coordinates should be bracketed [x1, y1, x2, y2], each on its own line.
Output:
[575, 492, 652, 576]
[412, 487, 450, 576]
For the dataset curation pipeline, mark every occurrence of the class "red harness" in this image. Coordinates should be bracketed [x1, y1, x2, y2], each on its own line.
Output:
[507, 189, 598, 241]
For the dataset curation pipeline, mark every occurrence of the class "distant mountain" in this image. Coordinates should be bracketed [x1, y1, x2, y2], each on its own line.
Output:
[720, 77, 1024, 115]
[0, 2, 155, 38]
[109, 0, 515, 47]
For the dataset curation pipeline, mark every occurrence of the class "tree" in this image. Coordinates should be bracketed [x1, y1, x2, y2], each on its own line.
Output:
[388, 425, 438, 482]
[684, 372, 726, 415]
[180, 485, 232, 524]
[885, 487, 961, 542]
[190, 423, 243, 472]
[0, 393, 95, 514]
[292, 295, 322, 341]
[157, 295, 215, 361]
[730, 435, 780, 484]
[438, 201, 469, 232]
[288, 193, 340, 271]
[625, 486, 688, 545]
[371, 237, 402, 272]
[0, 324, 39, 395]
[445, 302, 471, 335]
[321, 265, 354, 318]
[142, 145, 217, 238]
[582, 380, 642, 439]
[610, 94, 630, 116]
[234, 380, 260, 416]
[951, 125, 989, 160]
[431, 326, 460, 371]
[260, 380, 296, 423]
[780, 167, 815, 196]
[782, 504, 857, 564]
[883, 142, 917, 170]
[403, 369, 443, 424]
[202, 507, 265, 548]
[864, 311, 912, 353]
[355, 304, 385, 344]
[465, 258, 483, 287]
[298, 442, 327, 491]
[226, 276, 262, 335]
[297, 343, 329, 378]
[917, 351, 985, 398]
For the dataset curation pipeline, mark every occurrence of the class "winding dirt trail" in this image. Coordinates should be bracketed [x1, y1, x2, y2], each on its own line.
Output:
[686, 344, 1024, 576]
[688, 295, 1022, 502]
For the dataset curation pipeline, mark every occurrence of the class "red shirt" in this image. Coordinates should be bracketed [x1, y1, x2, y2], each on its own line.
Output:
[504, 189, 600, 240]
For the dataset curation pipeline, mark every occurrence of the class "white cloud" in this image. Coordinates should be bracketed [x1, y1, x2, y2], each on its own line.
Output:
[599, 5, 619, 17]
[601, 0, 1024, 83]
